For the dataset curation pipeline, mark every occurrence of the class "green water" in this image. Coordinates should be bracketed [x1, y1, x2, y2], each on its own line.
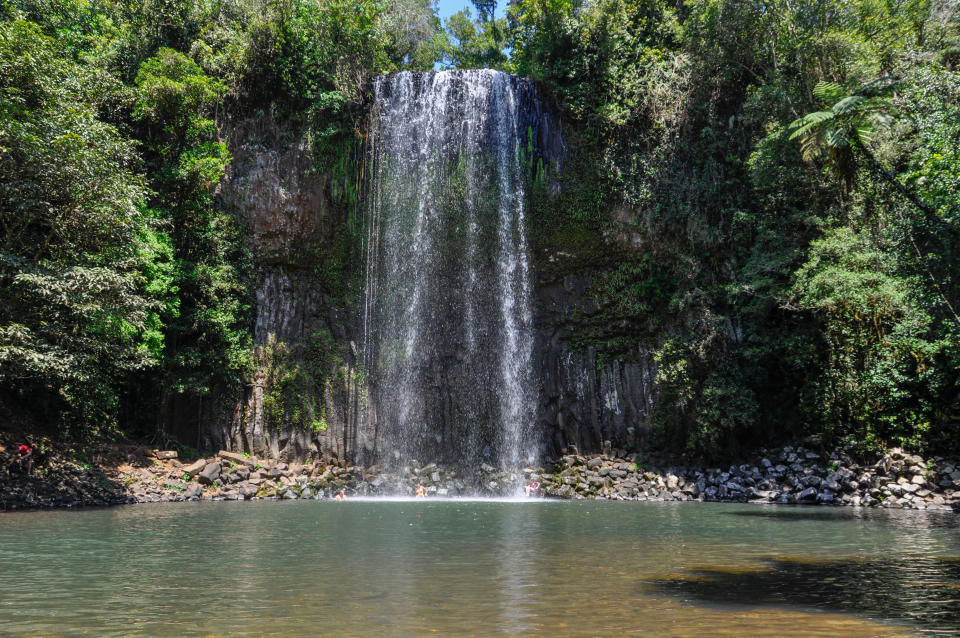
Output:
[2, 500, 959, 636]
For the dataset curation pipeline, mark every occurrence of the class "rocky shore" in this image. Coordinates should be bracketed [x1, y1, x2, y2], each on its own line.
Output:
[3, 440, 960, 511]
[539, 442, 960, 511]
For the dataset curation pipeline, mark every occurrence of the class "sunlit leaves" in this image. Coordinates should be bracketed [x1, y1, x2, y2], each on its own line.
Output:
[788, 79, 898, 183]
[0, 18, 156, 420]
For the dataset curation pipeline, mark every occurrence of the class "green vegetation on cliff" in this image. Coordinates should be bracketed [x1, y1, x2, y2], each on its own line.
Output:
[1, 0, 958, 460]
[509, 0, 960, 457]
[0, 0, 443, 441]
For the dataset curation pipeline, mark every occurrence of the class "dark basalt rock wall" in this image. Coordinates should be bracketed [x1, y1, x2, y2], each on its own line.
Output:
[204, 118, 367, 463]
[209, 106, 654, 465]
[533, 274, 655, 458]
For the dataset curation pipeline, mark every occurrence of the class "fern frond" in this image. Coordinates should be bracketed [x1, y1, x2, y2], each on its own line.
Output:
[788, 111, 833, 139]
[825, 127, 849, 149]
[813, 81, 844, 104]
[832, 95, 866, 115]
[799, 134, 822, 162]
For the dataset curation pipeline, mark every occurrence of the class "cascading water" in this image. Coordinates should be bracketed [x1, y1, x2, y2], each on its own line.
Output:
[362, 70, 560, 471]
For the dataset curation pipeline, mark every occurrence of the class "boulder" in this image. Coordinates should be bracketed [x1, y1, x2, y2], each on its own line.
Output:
[146, 449, 178, 460]
[197, 462, 221, 485]
[821, 479, 841, 492]
[262, 467, 281, 479]
[182, 459, 206, 477]
[215, 450, 256, 467]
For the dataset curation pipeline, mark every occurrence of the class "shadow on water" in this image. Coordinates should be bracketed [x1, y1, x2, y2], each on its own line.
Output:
[725, 506, 960, 529]
[649, 556, 960, 633]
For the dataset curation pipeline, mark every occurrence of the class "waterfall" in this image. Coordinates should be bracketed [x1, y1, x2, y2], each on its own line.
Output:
[362, 70, 560, 470]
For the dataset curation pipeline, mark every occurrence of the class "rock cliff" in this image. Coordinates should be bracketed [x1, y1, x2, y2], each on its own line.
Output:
[206, 119, 367, 463]
[208, 113, 655, 465]
[534, 274, 656, 457]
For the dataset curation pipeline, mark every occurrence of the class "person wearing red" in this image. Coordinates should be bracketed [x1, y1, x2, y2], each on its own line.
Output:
[525, 480, 540, 497]
[8, 443, 33, 476]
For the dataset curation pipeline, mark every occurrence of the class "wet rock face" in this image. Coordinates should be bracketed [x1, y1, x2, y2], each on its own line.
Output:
[533, 274, 656, 458]
[218, 119, 330, 262]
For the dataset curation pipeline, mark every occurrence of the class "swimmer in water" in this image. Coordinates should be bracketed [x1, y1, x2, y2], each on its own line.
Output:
[334, 489, 347, 501]
[415, 483, 427, 498]
[525, 480, 541, 497]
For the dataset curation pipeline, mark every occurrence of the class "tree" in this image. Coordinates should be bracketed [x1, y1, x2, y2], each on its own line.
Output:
[790, 78, 960, 326]
[789, 79, 901, 188]
[472, 0, 497, 22]
[0, 18, 158, 429]
[443, 8, 508, 69]
[134, 48, 251, 432]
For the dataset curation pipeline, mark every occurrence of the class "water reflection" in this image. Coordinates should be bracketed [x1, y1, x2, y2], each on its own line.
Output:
[494, 504, 541, 633]
[728, 506, 960, 530]
[1, 501, 958, 636]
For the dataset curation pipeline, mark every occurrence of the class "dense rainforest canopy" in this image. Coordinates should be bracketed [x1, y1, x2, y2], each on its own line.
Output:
[1, 0, 959, 460]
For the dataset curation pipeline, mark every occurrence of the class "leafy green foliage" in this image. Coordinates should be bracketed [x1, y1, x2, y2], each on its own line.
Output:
[133, 47, 250, 414]
[518, 0, 960, 458]
[442, 8, 508, 70]
[2, 0, 960, 461]
[788, 227, 946, 449]
[789, 78, 899, 187]
[0, 17, 157, 429]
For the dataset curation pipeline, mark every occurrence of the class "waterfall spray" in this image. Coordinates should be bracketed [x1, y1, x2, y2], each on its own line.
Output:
[362, 70, 560, 471]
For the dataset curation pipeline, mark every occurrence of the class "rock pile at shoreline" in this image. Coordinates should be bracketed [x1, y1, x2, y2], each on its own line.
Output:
[0, 449, 531, 509]
[540, 444, 960, 510]
[3, 442, 960, 511]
